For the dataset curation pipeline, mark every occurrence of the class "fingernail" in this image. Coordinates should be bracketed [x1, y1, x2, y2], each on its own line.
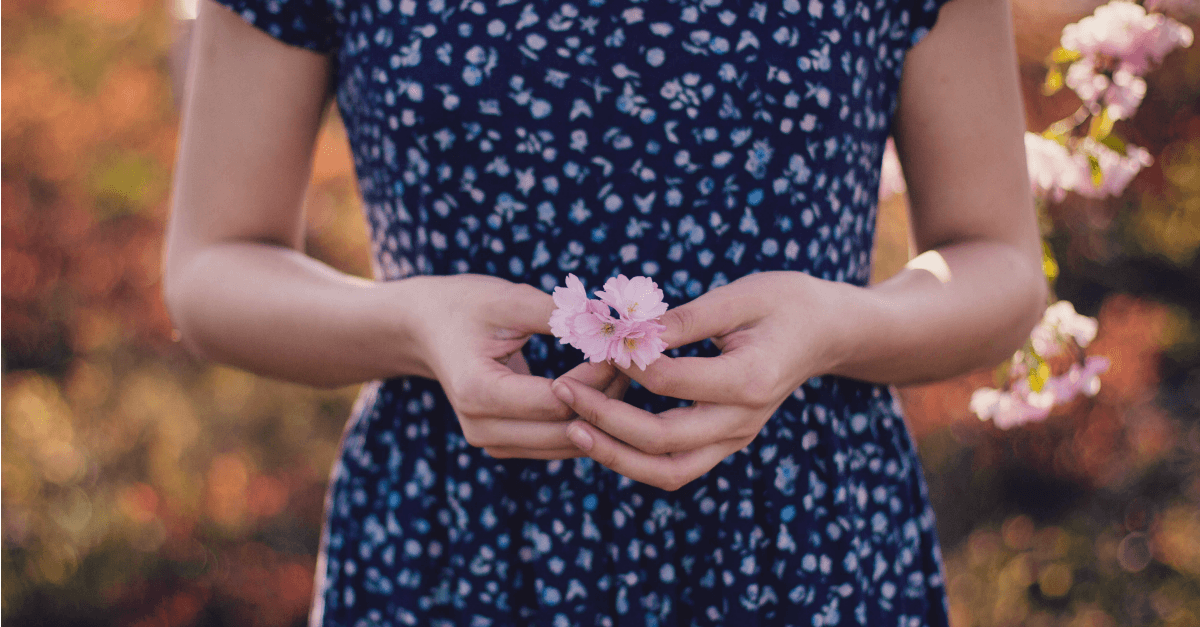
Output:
[552, 380, 574, 405]
[567, 424, 594, 451]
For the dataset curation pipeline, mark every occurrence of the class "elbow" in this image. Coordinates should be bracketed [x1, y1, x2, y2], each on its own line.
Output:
[989, 246, 1049, 363]
[161, 262, 217, 363]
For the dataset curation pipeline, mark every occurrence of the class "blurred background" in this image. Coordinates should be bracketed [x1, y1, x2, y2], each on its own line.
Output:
[2, 0, 1198, 625]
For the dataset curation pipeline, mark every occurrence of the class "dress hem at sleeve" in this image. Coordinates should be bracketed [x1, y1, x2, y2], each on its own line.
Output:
[210, 0, 339, 54]
[908, 0, 955, 48]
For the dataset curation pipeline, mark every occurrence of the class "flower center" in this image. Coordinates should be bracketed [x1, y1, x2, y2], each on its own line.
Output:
[623, 337, 639, 350]
[601, 322, 615, 336]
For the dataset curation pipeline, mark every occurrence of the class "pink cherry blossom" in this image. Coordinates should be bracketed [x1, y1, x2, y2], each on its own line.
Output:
[1069, 355, 1111, 397]
[1045, 301, 1100, 347]
[571, 309, 623, 363]
[1064, 59, 1147, 119]
[1072, 138, 1153, 199]
[550, 274, 670, 367]
[550, 274, 591, 343]
[1104, 68, 1148, 120]
[596, 274, 669, 322]
[610, 319, 668, 370]
[970, 386, 1052, 430]
[1061, 1, 1194, 75]
[1030, 300, 1100, 356]
[970, 354, 1111, 429]
[1025, 133, 1083, 203]
[550, 274, 611, 349]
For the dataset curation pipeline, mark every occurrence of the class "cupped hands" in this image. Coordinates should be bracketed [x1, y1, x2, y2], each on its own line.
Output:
[549, 271, 851, 491]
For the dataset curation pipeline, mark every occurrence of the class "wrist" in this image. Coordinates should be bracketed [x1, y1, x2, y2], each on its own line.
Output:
[366, 277, 437, 380]
[805, 277, 888, 382]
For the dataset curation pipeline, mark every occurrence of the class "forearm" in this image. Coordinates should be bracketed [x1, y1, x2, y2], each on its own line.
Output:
[821, 239, 1046, 386]
[164, 241, 431, 387]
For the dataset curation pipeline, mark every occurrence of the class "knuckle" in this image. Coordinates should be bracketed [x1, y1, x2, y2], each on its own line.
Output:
[484, 447, 513, 459]
[663, 307, 697, 343]
[660, 469, 689, 492]
[640, 369, 678, 399]
[737, 371, 776, 407]
[575, 398, 602, 426]
[593, 445, 620, 470]
[643, 426, 675, 456]
[550, 401, 574, 421]
[642, 439, 668, 457]
[507, 282, 550, 308]
[734, 422, 764, 441]
[458, 419, 489, 448]
[449, 377, 487, 415]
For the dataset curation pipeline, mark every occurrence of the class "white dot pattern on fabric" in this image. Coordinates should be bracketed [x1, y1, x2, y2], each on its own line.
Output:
[216, 0, 952, 624]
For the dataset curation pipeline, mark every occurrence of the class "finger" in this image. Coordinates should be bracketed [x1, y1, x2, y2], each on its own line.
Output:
[489, 282, 556, 336]
[621, 348, 777, 406]
[458, 416, 574, 449]
[565, 420, 748, 492]
[560, 360, 621, 392]
[555, 377, 758, 455]
[483, 447, 586, 460]
[457, 359, 571, 421]
[603, 371, 631, 400]
[657, 288, 762, 348]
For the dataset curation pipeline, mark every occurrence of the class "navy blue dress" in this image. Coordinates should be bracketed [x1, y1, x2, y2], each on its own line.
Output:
[215, 0, 952, 624]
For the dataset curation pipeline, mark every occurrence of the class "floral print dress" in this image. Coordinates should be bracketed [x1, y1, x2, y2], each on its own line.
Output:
[215, 0, 952, 624]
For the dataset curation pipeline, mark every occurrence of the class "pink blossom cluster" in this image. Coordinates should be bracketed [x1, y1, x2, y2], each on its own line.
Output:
[970, 301, 1109, 429]
[549, 274, 669, 370]
[1029, 300, 1099, 356]
[970, 356, 1110, 430]
[1024, 133, 1153, 201]
[1061, 1, 1193, 119]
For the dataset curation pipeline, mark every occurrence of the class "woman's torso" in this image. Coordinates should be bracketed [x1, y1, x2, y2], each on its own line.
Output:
[218, 0, 951, 623]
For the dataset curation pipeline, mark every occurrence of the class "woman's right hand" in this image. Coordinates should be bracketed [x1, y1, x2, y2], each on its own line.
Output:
[401, 274, 629, 460]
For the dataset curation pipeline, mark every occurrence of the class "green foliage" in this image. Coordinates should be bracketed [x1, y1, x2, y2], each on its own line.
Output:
[1088, 107, 1115, 142]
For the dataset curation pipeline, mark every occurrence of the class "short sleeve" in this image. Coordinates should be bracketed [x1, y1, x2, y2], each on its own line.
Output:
[212, 0, 340, 53]
[907, 0, 953, 48]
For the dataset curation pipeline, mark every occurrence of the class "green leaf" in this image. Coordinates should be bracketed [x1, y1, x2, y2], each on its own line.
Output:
[1042, 120, 1074, 145]
[1042, 67, 1064, 96]
[1089, 153, 1104, 187]
[994, 362, 1011, 388]
[1051, 46, 1083, 64]
[1089, 107, 1115, 141]
[1100, 133, 1128, 156]
[1042, 243, 1060, 283]
[1028, 356, 1051, 393]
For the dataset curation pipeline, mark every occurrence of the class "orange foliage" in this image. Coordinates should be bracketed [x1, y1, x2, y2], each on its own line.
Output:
[2, 1, 1198, 626]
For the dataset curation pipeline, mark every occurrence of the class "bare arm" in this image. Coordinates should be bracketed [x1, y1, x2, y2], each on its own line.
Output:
[165, 1, 622, 459]
[828, 0, 1047, 382]
[552, 0, 1048, 490]
[164, 0, 420, 387]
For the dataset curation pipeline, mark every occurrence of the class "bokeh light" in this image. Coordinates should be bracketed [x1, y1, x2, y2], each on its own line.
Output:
[2, 1, 1199, 626]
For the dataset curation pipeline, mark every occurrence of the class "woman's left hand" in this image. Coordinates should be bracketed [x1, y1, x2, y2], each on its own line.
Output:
[551, 271, 848, 491]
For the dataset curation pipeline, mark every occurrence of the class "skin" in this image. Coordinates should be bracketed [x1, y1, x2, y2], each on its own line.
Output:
[165, 0, 1045, 488]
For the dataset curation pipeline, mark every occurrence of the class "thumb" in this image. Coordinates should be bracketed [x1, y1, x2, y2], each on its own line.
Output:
[559, 360, 621, 392]
[658, 288, 759, 348]
[490, 282, 556, 336]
